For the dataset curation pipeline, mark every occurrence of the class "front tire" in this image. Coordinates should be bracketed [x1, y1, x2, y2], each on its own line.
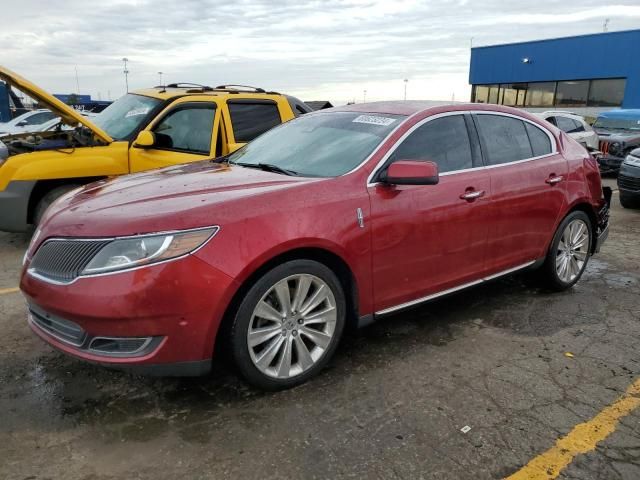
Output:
[540, 211, 592, 291]
[33, 185, 81, 225]
[229, 260, 346, 390]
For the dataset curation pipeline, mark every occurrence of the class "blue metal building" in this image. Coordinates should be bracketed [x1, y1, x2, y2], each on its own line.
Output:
[469, 29, 640, 110]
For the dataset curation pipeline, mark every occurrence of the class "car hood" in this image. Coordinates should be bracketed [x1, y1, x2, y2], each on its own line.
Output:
[39, 161, 319, 238]
[594, 130, 640, 143]
[0, 65, 113, 143]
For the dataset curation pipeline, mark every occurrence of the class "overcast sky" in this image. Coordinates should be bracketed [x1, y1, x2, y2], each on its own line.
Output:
[2, 1, 639, 105]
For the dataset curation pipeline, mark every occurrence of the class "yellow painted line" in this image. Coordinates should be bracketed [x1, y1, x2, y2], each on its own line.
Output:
[506, 378, 640, 480]
[0, 287, 19, 295]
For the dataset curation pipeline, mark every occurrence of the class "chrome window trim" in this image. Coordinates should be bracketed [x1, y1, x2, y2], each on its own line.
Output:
[366, 110, 558, 186]
[375, 260, 536, 316]
[27, 225, 220, 285]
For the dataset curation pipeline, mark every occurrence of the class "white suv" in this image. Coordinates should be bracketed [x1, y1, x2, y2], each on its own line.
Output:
[537, 111, 598, 150]
[0, 109, 58, 136]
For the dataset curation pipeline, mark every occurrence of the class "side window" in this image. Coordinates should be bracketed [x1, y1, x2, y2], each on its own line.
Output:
[525, 123, 553, 157]
[25, 111, 55, 125]
[228, 102, 282, 143]
[152, 104, 216, 155]
[545, 116, 558, 126]
[475, 114, 533, 165]
[571, 119, 585, 132]
[556, 116, 578, 134]
[389, 115, 473, 173]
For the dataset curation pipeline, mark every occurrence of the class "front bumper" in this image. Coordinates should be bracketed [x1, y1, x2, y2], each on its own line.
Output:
[0, 180, 35, 232]
[618, 162, 640, 197]
[597, 156, 624, 174]
[21, 253, 239, 375]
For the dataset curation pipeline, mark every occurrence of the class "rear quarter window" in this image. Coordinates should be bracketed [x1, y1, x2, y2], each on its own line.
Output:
[525, 123, 553, 157]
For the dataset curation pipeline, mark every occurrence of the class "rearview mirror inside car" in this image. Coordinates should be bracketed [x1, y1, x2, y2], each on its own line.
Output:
[383, 160, 439, 185]
[133, 131, 156, 148]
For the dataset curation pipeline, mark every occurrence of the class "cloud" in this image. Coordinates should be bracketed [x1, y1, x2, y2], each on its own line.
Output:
[1, 0, 639, 104]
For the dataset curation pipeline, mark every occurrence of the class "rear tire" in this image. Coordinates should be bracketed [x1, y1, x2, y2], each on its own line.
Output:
[229, 259, 346, 390]
[33, 185, 81, 225]
[539, 211, 592, 292]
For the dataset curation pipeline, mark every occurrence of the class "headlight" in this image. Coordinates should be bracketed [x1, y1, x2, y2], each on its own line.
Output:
[609, 142, 621, 155]
[82, 226, 219, 275]
[625, 154, 640, 167]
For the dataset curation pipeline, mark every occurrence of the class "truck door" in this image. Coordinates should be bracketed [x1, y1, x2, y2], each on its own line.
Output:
[222, 99, 284, 153]
[128, 97, 220, 173]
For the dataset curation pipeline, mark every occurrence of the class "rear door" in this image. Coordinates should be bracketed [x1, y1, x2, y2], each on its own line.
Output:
[369, 113, 491, 313]
[128, 97, 219, 173]
[222, 99, 284, 153]
[473, 113, 567, 275]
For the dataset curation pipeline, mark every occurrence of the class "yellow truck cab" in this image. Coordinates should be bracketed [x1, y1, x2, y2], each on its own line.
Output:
[0, 66, 311, 232]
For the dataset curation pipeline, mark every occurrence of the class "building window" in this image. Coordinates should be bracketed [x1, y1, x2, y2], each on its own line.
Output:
[554, 81, 590, 107]
[588, 79, 626, 107]
[524, 82, 556, 107]
[488, 85, 500, 104]
[473, 85, 489, 103]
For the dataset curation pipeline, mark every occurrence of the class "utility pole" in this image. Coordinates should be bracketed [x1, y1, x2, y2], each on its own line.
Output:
[603, 18, 610, 32]
[122, 57, 129, 93]
[74, 66, 80, 94]
[158, 71, 163, 86]
[403, 79, 408, 101]
[363, 89, 367, 103]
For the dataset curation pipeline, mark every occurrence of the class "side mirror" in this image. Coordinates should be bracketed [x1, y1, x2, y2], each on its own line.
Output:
[383, 160, 439, 185]
[16, 120, 27, 127]
[133, 131, 156, 148]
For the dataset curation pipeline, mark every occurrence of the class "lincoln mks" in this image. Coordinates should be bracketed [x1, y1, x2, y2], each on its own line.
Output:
[20, 102, 610, 389]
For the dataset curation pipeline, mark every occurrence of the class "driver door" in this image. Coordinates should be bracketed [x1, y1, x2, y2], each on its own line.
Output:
[129, 97, 221, 173]
[369, 113, 491, 313]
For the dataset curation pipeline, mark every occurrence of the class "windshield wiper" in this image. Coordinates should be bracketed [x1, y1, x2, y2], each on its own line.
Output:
[232, 162, 298, 176]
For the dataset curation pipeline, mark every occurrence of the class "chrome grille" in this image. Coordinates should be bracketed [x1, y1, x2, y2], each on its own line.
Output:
[29, 304, 86, 346]
[618, 174, 640, 191]
[29, 239, 111, 283]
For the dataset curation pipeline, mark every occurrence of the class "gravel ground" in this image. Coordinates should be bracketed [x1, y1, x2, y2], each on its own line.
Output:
[1, 178, 639, 480]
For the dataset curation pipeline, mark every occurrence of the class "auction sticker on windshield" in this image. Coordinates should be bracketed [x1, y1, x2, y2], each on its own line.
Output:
[352, 115, 397, 126]
[125, 107, 151, 118]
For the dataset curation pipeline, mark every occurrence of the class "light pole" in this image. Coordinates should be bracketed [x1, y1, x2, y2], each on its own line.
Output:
[74, 66, 80, 94]
[158, 71, 163, 86]
[363, 89, 367, 103]
[403, 78, 408, 101]
[122, 57, 129, 93]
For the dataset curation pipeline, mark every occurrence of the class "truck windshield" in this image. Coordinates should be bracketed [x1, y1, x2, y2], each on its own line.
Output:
[593, 117, 640, 131]
[228, 112, 405, 177]
[93, 94, 162, 140]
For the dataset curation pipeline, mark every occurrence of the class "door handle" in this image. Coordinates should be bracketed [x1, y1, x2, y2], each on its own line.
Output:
[546, 175, 564, 185]
[460, 189, 485, 201]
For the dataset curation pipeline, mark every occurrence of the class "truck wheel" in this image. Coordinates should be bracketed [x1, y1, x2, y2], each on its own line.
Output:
[229, 259, 346, 390]
[539, 211, 592, 292]
[33, 185, 81, 225]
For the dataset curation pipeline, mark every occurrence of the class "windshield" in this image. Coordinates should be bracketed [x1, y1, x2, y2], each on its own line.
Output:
[593, 116, 640, 131]
[228, 112, 405, 177]
[93, 94, 162, 140]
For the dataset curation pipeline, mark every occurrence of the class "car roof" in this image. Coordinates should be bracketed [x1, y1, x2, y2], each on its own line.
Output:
[597, 109, 640, 119]
[131, 86, 285, 101]
[539, 111, 585, 122]
[325, 101, 541, 118]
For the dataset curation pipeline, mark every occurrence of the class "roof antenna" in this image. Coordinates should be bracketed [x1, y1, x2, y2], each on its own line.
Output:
[603, 18, 609, 32]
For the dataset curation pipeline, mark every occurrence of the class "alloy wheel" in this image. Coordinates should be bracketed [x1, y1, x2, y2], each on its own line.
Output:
[247, 274, 337, 379]
[556, 219, 589, 283]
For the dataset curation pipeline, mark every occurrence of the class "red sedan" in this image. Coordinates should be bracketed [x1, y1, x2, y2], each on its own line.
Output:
[20, 102, 610, 389]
